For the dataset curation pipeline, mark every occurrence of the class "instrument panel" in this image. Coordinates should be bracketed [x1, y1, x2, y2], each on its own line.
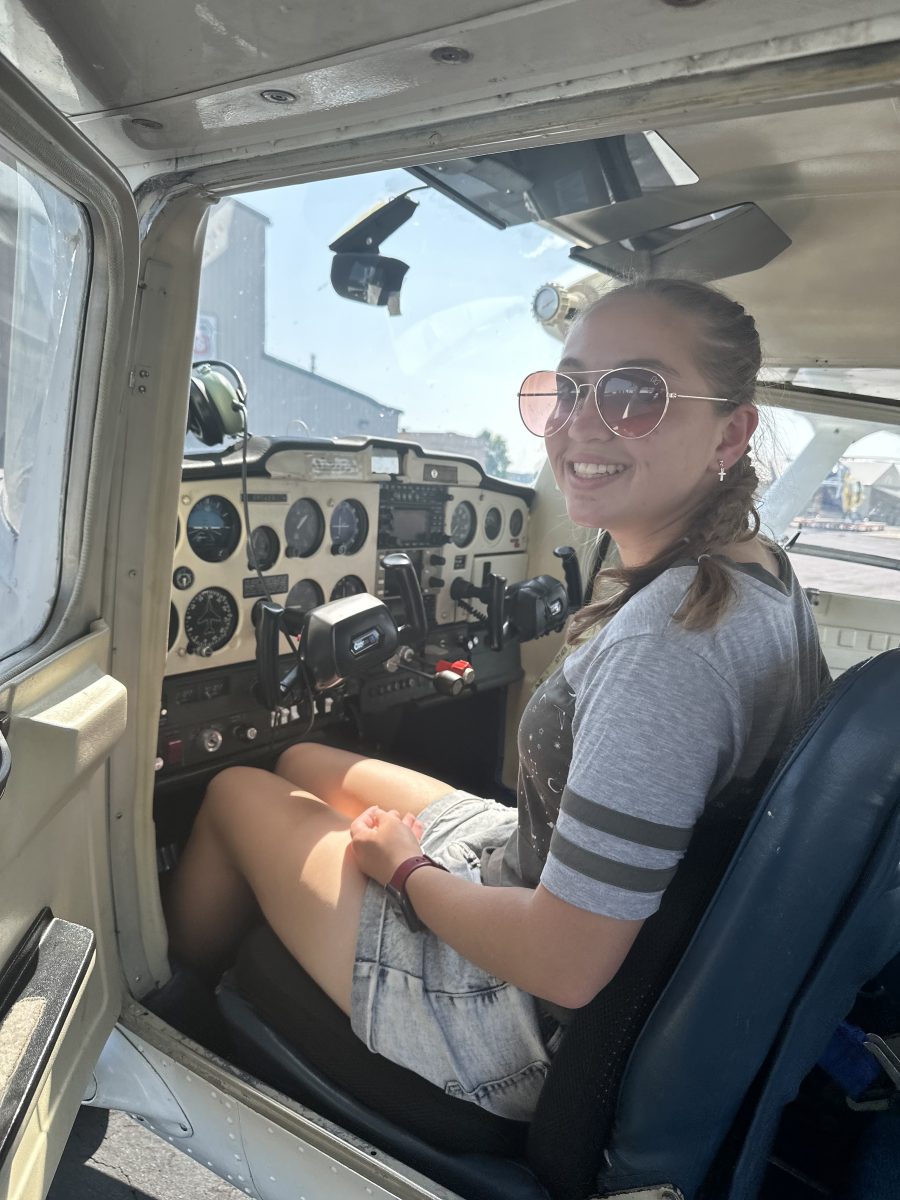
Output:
[166, 440, 533, 677]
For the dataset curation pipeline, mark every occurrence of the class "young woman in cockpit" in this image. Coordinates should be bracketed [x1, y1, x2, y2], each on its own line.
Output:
[165, 277, 828, 1121]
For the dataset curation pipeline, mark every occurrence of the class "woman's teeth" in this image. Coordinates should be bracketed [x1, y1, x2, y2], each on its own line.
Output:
[571, 462, 627, 477]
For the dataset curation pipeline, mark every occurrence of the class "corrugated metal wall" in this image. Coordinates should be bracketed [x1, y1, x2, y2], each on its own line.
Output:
[196, 201, 400, 439]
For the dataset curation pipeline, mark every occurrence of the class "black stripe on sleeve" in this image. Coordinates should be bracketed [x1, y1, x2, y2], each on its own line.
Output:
[549, 829, 680, 893]
[562, 786, 693, 852]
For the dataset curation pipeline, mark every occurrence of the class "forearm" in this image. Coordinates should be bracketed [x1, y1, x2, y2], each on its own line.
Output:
[405, 868, 603, 1008]
[348, 805, 641, 1008]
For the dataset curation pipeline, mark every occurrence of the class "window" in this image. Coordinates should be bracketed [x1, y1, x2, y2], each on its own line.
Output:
[757, 401, 900, 603]
[0, 147, 91, 659]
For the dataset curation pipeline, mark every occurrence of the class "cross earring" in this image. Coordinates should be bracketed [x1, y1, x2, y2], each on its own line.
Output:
[718, 460, 726, 482]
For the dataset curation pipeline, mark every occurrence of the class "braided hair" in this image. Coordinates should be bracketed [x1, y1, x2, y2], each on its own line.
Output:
[566, 277, 763, 642]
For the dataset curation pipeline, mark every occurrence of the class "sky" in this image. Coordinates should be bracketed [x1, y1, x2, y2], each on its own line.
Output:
[236, 172, 900, 477]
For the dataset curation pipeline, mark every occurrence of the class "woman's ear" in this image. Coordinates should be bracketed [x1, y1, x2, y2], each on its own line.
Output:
[716, 404, 759, 469]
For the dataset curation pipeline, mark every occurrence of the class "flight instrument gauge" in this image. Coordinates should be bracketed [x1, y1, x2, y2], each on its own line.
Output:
[247, 525, 280, 572]
[184, 587, 239, 656]
[330, 499, 369, 555]
[284, 499, 325, 558]
[287, 579, 325, 612]
[484, 506, 502, 541]
[331, 575, 366, 600]
[187, 495, 241, 563]
[450, 500, 477, 548]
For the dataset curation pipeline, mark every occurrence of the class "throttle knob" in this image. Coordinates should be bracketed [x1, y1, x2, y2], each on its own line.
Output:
[433, 670, 464, 697]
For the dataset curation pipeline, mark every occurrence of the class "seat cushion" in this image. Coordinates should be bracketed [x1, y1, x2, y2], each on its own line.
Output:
[229, 923, 529, 1158]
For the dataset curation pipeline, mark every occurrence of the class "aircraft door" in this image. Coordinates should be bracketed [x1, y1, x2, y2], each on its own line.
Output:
[0, 53, 139, 1200]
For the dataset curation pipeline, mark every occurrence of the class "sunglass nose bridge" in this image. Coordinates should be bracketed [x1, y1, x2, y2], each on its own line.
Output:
[570, 380, 596, 417]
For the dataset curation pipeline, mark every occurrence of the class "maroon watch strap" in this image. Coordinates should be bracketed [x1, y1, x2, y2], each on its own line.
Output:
[387, 854, 448, 896]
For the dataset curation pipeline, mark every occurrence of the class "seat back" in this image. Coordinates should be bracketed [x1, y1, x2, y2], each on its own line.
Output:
[529, 650, 900, 1199]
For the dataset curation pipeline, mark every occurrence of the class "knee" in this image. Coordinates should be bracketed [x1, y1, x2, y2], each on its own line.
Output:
[201, 765, 269, 828]
[274, 740, 324, 780]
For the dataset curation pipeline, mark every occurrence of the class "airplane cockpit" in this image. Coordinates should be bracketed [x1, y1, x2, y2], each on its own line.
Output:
[5, 11, 900, 1197]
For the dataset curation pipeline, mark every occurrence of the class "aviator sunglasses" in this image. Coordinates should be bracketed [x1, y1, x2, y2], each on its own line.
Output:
[518, 367, 732, 439]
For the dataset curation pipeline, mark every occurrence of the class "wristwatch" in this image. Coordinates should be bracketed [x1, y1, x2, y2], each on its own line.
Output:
[385, 854, 448, 932]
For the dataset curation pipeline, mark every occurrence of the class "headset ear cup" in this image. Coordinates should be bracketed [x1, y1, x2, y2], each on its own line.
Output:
[187, 374, 227, 445]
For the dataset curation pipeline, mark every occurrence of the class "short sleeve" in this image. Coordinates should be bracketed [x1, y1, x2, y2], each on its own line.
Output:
[540, 634, 742, 919]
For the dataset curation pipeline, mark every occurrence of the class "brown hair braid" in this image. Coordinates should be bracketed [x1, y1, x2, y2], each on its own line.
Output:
[566, 277, 763, 642]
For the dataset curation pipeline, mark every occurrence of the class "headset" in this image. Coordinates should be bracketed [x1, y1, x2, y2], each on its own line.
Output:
[187, 360, 248, 446]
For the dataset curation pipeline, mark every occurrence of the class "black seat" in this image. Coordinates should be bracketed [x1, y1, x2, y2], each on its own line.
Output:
[218, 650, 900, 1199]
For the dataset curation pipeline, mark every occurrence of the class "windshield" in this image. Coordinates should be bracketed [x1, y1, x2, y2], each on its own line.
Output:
[196, 171, 591, 480]
[195, 163, 900, 587]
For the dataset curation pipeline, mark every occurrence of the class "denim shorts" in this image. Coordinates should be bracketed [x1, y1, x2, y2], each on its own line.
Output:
[350, 790, 562, 1122]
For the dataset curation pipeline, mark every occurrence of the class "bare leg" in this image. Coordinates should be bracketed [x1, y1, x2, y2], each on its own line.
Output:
[274, 742, 452, 821]
[164, 765, 366, 1011]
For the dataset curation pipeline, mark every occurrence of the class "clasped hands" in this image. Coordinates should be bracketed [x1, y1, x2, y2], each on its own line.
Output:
[349, 805, 425, 887]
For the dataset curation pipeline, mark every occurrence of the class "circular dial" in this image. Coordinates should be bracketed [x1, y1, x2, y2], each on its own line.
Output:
[187, 495, 241, 563]
[287, 579, 325, 612]
[284, 499, 325, 558]
[330, 499, 368, 556]
[184, 587, 238, 655]
[509, 508, 524, 538]
[450, 500, 477, 548]
[168, 603, 179, 651]
[484, 506, 503, 541]
[330, 575, 366, 601]
[247, 525, 280, 572]
[533, 284, 562, 322]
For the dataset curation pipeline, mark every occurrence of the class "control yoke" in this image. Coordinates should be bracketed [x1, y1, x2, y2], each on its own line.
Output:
[381, 552, 428, 647]
[450, 546, 583, 652]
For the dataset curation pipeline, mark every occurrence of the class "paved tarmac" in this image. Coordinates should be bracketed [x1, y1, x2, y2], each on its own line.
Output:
[789, 528, 900, 601]
[49, 1107, 243, 1200]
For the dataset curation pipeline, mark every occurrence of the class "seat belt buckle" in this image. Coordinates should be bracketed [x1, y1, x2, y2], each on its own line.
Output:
[844, 1033, 900, 1111]
[864, 1033, 900, 1087]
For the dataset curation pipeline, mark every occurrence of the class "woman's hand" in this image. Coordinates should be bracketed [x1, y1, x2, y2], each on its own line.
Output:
[349, 806, 425, 886]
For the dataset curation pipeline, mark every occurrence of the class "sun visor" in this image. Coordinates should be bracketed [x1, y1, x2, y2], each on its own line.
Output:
[409, 132, 696, 229]
[570, 202, 791, 283]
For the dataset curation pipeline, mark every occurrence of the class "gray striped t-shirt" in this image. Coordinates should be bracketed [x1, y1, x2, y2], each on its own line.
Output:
[481, 550, 829, 919]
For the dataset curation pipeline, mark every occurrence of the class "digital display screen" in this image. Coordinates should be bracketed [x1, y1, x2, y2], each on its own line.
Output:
[391, 509, 429, 540]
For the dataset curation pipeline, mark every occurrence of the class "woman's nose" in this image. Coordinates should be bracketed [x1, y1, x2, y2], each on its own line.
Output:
[568, 383, 614, 438]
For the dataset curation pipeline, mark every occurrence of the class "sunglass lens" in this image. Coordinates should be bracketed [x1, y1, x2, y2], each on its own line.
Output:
[518, 371, 577, 436]
[597, 369, 667, 437]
